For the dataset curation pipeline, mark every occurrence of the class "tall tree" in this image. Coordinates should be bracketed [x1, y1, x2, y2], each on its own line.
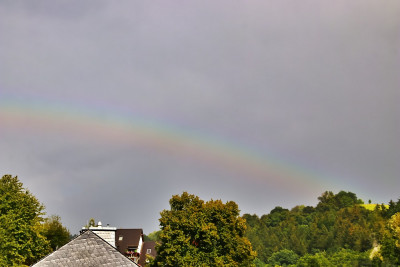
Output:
[380, 212, 400, 265]
[0, 175, 51, 266]
[152, 192, 256, 266]
[42, 215, 70, 251]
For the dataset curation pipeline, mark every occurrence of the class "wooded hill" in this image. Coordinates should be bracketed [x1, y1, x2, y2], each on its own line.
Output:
[243, 191, 400, 266]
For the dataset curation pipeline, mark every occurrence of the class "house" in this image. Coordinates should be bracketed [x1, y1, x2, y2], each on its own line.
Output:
[115, 229, 144, 263]
[32, 230, 138, 266]
[80, 221, 154, 265]
[138, 241, 157, 266]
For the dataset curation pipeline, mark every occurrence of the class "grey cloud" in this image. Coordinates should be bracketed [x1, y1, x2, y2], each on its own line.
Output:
[1, 0, 399, 233]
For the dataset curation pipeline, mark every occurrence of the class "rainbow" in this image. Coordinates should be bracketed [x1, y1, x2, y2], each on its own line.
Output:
[0, 94, 335, 191]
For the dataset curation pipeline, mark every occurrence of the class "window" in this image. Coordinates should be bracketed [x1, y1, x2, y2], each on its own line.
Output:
[147, 249, 152, 254]
[118, 236, 123, 241]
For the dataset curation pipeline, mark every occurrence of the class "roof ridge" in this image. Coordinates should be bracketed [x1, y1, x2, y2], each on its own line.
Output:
[86, 230, 139, 265]
[31, 230, 140, 266]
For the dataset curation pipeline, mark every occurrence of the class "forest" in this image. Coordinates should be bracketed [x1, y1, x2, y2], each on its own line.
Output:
[243, 191, 400, 266]
[146, 191, 400, 266]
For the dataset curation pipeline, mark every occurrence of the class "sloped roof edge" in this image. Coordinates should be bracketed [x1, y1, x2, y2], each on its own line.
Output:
[31, 230, 139, 266]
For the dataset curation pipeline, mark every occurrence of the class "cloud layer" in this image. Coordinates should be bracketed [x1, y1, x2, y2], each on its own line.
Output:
[1, 0, 399, 233]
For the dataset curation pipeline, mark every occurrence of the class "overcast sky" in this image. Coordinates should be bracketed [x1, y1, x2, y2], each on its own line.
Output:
[1, 1, 399, 234]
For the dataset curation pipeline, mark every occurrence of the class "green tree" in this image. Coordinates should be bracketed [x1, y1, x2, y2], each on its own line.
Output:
[316, 191, 362, 212]
[42, 215, 70, 251]
[328, 249, 371, 266]
[380, 212, 400, 265]
[84, 218, 96, 228]
[297, 252, 330, 267]
[253, 257, 267, 267]
[0, 175, 51, 266]
[332, 206, 372, 251]
[144, 230, 161, 241]
[262, 207, 289, 227]
[152, 192, 256, 266]
[388, 212, 400, 246]
[385, 199, 400, 218]
[267, 249, 298, 266]
[243, 190, 378, 265]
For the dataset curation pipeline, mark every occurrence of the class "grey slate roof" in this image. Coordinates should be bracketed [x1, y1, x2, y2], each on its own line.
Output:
[32, 230, 139, 267]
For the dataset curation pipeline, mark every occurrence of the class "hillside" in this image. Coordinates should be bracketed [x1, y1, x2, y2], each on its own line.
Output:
[243, 191, 400, 266]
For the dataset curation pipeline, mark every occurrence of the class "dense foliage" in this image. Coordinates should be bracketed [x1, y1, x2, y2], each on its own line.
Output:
[0, 175, 70, 266]
[42, 215, 71, 251]
[152, 192, 256, 266]
[0, 175, 51, 266]
[144, 230, 161, 242]
[244, 190, 400, 266]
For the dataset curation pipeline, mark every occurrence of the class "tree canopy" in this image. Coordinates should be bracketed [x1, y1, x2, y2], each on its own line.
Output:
[0, 175, 51, 266]
[151, 192, 256, 266]
[144, 230, 161, 242]
[243, 190, 400, 266]
[42, 215, 70, 251]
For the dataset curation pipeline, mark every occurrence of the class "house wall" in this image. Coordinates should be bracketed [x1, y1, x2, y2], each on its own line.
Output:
[82, 223, 117, 247]
[91, 229, 116, 247]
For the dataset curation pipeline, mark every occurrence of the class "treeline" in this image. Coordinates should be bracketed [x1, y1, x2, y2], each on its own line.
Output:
[4, 173, 400, 266]
[243, 191, 400, 266]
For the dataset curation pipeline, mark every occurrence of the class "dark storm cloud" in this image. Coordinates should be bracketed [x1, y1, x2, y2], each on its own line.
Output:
[1, 0, 399, 233]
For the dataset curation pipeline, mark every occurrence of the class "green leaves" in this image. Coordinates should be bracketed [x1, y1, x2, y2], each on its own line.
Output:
[243, 190, 394, 265]
[0, 175, 51, 266]
[379, 212, 400, 265]
[267, 249, 298, 266]
[42, 215, 70, 251]
[153, 192, 256, 266]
